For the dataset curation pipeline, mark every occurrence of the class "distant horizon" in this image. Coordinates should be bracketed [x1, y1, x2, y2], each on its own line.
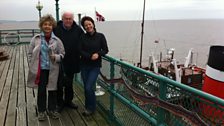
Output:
[0, 19, 223, 68]
[1, 17, 224, 22]
[1, 0, 224, 21]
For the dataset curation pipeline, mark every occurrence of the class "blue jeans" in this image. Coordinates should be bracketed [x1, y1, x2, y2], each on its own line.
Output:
[81, 66, 100, 112]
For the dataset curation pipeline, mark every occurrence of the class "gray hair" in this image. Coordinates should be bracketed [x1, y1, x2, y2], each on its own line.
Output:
[61, 11, 74, 19]
[39, 14, 57, 30]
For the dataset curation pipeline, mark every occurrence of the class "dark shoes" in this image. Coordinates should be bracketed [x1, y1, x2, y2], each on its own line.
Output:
[48, 111, 60, 119]
[56, 102, 78, 113]
[65, 102, 78, 109]
[56, 105, 64, 113]
[82, 110, 94, 116]
[38, 111, 60, 121]
[38, 112, 47, 121]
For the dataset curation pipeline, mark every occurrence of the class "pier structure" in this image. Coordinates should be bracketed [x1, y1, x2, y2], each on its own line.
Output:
[0, 29, 223, 126]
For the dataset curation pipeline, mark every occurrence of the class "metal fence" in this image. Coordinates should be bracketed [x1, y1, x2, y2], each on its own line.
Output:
[76, 55, 224, 126]
[2, 29, 223, 126]
[0, 29, 40, 45]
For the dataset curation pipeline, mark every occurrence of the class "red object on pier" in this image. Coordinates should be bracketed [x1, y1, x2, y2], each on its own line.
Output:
[202, 45, 224, 121]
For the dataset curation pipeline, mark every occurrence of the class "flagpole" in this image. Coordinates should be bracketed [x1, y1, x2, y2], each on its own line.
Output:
[139, 0, 146, 67]
[94, 7, 97, 21]
[78, 13, 81, 26]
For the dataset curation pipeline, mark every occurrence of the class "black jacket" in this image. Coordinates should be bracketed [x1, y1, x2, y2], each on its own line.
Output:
[54, 21, 84, 74]
[80, 32, 109, 67]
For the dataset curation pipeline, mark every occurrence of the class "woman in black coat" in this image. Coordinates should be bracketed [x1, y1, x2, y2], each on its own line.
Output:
[80, 16, 109, 116]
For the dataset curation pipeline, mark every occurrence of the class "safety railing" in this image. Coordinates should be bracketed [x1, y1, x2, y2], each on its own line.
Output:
[2, 29, 223, 125]
[76, 55, 224, 126]
[0, 29, 40, 45]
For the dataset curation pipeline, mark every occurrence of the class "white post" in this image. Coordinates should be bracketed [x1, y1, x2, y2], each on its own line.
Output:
[172, 59, 181, 83]
[184, 48, 193, 67]
[95, 82, 105, 96]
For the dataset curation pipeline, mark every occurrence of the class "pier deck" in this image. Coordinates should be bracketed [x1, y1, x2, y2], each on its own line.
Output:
[0, 44, 110, 126]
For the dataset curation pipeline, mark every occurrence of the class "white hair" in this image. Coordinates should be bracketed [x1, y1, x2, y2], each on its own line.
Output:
[61, 11, 74, 19]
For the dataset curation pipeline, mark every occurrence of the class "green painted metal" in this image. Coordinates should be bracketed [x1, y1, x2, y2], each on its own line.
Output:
[55, 0, 59, 22]
[0, 29, 40, 44]
[0, 31, 2, 44]
[1, 29, 223, 125]
[109, 61, 115, 122]
[109, 84, 157, 125]
[75, 51, 224, 126]
[104, 55, 224, 106]
[97, 80, 123, 126]
[100, 55, 224, 125]
[157, 80, 166, 126]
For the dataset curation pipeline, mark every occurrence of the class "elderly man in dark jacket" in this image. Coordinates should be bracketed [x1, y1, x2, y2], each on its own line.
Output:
[54, 11, 84, 112]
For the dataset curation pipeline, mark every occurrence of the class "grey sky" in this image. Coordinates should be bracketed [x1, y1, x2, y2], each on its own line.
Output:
[0, 0, 224, 21]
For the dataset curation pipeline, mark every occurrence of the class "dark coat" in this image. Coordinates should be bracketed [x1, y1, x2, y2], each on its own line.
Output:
[54, 21, 84, 75]
[80, 32, 109, 67]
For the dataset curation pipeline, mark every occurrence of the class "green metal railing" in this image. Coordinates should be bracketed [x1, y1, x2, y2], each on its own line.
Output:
[0, 29, 40, 44]
[76, 55, 224, 126]
[2, 29, 223, 126]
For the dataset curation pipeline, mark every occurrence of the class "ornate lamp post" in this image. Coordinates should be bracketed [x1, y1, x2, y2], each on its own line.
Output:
[55, 0, 59, 22]
[36, 0, 43, 20]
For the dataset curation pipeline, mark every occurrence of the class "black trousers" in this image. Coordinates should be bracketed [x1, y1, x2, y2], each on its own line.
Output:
[57, 72, 74, 106]
[37, 70, 57, 112]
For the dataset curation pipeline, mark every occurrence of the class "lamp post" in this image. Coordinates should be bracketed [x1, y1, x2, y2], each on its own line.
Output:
[78, 13, 81, 26]
[36, 0, 43, 20]
[55, 0, 59, 22]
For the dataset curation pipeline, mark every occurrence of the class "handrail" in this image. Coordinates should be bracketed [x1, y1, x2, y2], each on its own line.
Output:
[74, 54, 224, 125]
[99, 71, 208, 125]
[104, 55, 224, 106]
[0, 29, 40, 44]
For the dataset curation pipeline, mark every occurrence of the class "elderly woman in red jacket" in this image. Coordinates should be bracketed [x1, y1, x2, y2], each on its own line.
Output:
[27, 14, 65, 121]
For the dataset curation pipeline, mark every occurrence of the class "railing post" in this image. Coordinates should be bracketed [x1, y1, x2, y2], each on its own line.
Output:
[55, 0, 60, 22]
[109, 61, 115, 121]
[0, 30, 2, 44]
[157, 80, 167, 126]
[17, 30, 20, 42]
[32, 29, 35, 37]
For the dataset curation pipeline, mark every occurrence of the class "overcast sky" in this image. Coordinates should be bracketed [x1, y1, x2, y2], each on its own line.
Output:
[0, 0, 224, 21]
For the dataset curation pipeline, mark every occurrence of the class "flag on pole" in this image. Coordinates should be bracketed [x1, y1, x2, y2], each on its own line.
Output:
[95, 11, 105, 21]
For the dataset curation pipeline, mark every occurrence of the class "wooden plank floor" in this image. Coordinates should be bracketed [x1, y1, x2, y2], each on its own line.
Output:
[0, 44, 110, 126]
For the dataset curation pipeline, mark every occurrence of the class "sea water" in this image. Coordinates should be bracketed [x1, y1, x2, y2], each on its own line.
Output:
[96, 19, 224, 68]
[1, 19, 224, 68]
